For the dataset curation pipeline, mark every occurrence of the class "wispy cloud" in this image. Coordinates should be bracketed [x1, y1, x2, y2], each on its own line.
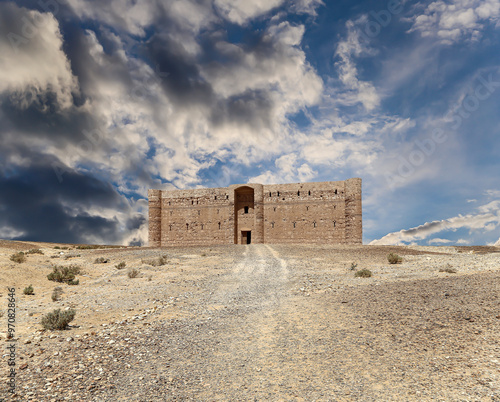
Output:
[333, 19, 380, 111]
[370, 199, 500, 245]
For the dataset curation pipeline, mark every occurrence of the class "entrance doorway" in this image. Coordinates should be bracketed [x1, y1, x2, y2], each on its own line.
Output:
[241, 231, 251, 244]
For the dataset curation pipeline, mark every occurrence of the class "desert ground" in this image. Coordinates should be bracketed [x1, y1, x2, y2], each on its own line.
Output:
[1, 240, 499, 401]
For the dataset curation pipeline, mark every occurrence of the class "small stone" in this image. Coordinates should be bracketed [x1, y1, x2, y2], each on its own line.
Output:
[66, 337, 74, 342]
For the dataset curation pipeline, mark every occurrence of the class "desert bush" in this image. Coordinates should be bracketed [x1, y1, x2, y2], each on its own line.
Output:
[115, 261, 126, 269]
[10, 252, 26, 264]
[387, 253, 403, 264]
[354, 269, 372, 278]
[63, 253, 81, 260]
[47, 265, 81, 285]
[23, 285, 34, 295]
[52, 287, 64, 302]
[41, 309, 76, 330]
[26, 249, 44, 255]
[94, 257, 110, 264]
[76, 245, 122, 250]
[350, 262, 358, 271]
[128, 268, 140, 278]
[142, 255, 167, 267]
[76, 245, 99, 250]
[439, 266, 457, 274]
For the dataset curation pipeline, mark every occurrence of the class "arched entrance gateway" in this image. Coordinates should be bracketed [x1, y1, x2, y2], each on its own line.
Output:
[233, 185, 264, 244]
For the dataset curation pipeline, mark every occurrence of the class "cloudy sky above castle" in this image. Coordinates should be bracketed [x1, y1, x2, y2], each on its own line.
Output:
[0, 0, 499, 246]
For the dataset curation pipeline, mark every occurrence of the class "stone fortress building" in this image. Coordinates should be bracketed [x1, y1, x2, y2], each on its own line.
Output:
[148, 178, 362, 246]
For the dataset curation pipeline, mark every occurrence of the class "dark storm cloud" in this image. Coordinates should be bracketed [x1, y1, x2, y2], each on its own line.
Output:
[145, 26, 284, 133]
[146, 33, 215, 107]
[0, 154, 136, 244]
[0, 93, 100, 144]
[0, 1, 323, 246]
[211, 89, 274, 130]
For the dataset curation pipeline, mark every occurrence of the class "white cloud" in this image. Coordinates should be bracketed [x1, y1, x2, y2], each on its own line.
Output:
[248, 153, 317, 184]
[428, 238, 453, 244]
[409, 0, 500, 44]
[0, 226, 25, 239]
[290, 0, 324, 15]
[66, 0, 159, 36]
[485, 189, 500, 197]
[202, 22, 322, 106]
[214, 0, 285, 24]
[370, 199, 500, 245]
[10, 13, 324, 198]
[333, 19, 380, 111]
[214, 0, 323, 25]
[0, 4, 79, 109]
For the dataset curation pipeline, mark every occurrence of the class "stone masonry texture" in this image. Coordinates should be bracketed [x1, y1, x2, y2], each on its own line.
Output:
[148, 178, 362, 246]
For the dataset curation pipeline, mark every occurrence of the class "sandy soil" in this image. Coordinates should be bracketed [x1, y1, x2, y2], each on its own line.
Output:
[1, 240, 499, 401]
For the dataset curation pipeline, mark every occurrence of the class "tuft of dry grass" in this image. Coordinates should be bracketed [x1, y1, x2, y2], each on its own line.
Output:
[127, 268, 140, 278]
[26, 249, 44, 255]
[440, 265, 457, 274]
[387, 253, 403, 264]
[142, 255, 167, 267]
[23, 285, 34, 295]
[354, 269, 372, 278]
[51, 287, 64, 302]
[10, 252, 26, 264]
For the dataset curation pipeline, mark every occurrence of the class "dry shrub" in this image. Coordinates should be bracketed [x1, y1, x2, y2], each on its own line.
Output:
[26, 249, 44, 255]
[354, 269, 372, 278]
[52, 287, 64, 302]
[41, 309, 76, 330]
[127, 268, 140, 278]
[439, 267, 457, 274]
[23, 285, 34, 295]
[47, 265, 81, 285]
[10, 252, 26, 264]
[142, 255, 167, 267]
[387, 253, 403, 264]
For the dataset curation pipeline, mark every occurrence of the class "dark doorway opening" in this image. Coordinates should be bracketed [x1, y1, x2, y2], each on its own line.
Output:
[241, 231, 251, 244]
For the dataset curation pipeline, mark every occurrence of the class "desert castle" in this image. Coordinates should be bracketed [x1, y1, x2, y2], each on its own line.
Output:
[148, 178, 362, 246]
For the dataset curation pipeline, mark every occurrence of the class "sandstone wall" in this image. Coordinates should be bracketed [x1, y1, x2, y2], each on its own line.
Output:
[148, 179, 362, 246]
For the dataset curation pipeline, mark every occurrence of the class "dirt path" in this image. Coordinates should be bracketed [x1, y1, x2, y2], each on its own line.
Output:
[5, 242, 500, 401]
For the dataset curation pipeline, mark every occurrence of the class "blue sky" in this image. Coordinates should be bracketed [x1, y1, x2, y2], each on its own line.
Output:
[0, 0, 499, 246]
